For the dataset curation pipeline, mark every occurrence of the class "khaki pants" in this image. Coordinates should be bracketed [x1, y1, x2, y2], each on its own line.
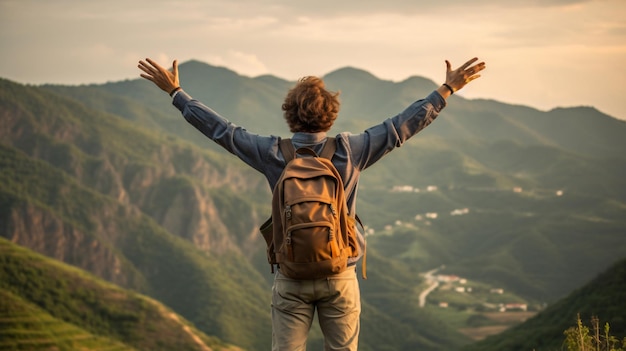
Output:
[271, 267, 361, 351]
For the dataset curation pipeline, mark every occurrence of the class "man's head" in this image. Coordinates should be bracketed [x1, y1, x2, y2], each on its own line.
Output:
[282, 76, 340, 133]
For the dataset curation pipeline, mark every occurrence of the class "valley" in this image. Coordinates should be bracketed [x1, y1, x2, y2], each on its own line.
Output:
[417, 265, 539, 341]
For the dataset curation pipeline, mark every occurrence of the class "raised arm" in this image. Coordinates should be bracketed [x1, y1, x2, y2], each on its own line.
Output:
[137, 58, 277, 174]
[347, 57, 487, 170]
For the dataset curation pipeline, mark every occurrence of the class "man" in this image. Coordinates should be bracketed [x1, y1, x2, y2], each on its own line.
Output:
[138, 56, 485, 350]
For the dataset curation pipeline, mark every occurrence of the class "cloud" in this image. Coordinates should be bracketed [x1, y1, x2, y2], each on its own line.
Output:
[3, 0, 592, 25]
[203, 51, 269, 77]
[173, 0, 595, 18]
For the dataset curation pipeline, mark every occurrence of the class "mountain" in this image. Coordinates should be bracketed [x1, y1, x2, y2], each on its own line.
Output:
[1, 59, 626, 350]
[462, 257, 626, 351]
[0, 237, 243, 351]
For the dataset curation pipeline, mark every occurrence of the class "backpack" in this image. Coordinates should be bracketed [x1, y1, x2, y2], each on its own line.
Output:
[260, 137, 361, 280]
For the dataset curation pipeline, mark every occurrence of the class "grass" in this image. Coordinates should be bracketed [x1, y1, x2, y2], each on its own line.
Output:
[563, 314, 626, 351]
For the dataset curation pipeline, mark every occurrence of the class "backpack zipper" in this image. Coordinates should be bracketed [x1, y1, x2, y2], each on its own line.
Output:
[285, 204, 293, 260]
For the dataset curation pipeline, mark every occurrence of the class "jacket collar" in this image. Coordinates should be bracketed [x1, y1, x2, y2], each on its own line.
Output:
[291, 132, 328, 144]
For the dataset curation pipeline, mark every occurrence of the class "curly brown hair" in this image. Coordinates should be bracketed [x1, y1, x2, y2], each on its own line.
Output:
[282, 76, 340, 133]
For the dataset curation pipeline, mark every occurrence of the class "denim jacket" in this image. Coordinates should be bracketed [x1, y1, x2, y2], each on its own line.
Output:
[173, 89, 446, 263]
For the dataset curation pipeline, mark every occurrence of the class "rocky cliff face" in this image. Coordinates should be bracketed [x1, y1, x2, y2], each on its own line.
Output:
[4, 201, 147, 290]
[0, 80, 269, 284]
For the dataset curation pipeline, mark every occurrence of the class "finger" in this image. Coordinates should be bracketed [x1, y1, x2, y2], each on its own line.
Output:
[138, 63, 156, 76]
[145, 58, 166, 73]
[466, 62, 486, 76]
[137, 64, 152, 75]
[468, 66, 485, 76]
[445, 60, 452, 72]
[172, 59, 178, 75]
[473, 62, 486, 73]
[142, 58, 157, 71]
[460, 57, 479, 70]
[467, 74, 481, 83]
[138, 60, 157, 73]
[139, 73, 156, 82]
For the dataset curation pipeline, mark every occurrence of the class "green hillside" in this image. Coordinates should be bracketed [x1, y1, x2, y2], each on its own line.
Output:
[1, 290, 137, 351]
[0, 237, 238, 351]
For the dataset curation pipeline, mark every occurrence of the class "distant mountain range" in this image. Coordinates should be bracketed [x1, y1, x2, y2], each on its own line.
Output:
[1, 60, 625, 350]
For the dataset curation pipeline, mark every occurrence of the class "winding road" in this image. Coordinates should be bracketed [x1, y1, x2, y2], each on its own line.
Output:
[418, 266, 442, 308]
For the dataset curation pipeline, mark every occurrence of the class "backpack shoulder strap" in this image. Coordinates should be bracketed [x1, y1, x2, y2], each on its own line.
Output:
[319, 137, 336, 160]
[278, 138, 296, 162]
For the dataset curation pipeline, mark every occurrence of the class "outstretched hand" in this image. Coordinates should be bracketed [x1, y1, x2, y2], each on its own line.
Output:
[138, 58, 180, 94]
[439, 57, 486, 97]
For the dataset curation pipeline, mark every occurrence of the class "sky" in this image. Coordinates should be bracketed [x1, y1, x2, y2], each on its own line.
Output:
[1, 0, 625, 120]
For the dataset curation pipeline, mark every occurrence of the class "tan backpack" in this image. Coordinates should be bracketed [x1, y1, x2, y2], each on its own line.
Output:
[260, 137, 361, 280]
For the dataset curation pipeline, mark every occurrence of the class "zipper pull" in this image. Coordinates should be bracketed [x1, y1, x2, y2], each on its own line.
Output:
[286, 232, 294, 261]
[286, 205, 292, 220]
